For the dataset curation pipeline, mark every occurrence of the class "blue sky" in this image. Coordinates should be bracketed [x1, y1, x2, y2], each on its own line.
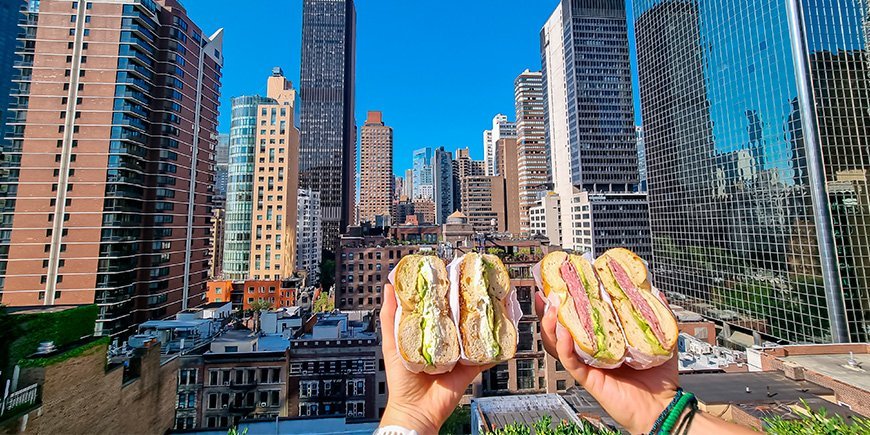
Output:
[188, 0, 641, 176]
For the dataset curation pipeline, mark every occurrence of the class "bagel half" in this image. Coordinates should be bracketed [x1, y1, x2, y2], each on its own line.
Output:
[594, 248, 678, 357]
[541, 252, 625, 364]
[458, 253, 517, 364]
[394, 255, 460, 366]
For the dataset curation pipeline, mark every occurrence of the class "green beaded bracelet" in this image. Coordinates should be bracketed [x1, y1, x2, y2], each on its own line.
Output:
[657, 392, 697, 434]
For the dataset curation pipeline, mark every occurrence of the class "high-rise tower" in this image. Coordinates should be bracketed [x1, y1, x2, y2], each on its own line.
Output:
[359, 111, 393, 225]
[515, 69, 549, 235]
[299, 0, 356, 252]
[0, 0, 223, 336]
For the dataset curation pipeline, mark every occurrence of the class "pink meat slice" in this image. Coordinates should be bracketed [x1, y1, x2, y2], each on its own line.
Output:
[607, 259, 667, 344]
[560, 261, 597, 353]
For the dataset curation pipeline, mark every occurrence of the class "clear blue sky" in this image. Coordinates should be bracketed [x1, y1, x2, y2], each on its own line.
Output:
[188, 0, 641, 177]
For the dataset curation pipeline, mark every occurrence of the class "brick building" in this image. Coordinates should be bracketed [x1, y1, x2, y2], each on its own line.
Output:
[206, 279, 299, 311]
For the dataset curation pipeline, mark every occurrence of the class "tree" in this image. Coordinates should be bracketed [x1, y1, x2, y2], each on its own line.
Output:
[312, 292, 334, 313]
[319, 258, 336, 289]
[247, 300, 273, 332]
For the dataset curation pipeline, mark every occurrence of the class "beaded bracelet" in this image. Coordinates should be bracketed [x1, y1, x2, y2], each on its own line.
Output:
[657, 392, 697, 435]
[648, 388, 684, 434]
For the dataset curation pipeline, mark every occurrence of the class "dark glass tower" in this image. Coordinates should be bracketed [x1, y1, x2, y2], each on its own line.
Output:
[634, 0, 870, 343]
[299, 0, 356, 252]
[0, 0, 25, 147]
[562, 0, 639, 192]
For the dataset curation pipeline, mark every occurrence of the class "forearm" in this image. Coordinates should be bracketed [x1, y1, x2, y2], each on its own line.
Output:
[673, 409, 759, 435]
[379, 402, 441, 435]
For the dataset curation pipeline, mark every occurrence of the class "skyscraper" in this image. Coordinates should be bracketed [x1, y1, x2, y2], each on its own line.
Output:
[298, 0, 356, 252]
[0, 0, 223, 336]
[634, 0, 870, 343]
[359, 111, 393, 225]
[541, 0, 650, 256]
[403, 168, 414, 200]
[0, 0, 25, 148]
[412, 147, 434, 200]
[214, 133, 230, 207]
[249, 69, 300, 281]
[433, 146, 454, 224]
[483, 114, 516, 176]
[636, 126, 647, 192]
[452, 148, 485, 212]
[515, 69, 550, 234]
[223, 95, 271, 281]
[296, 189, 322, 283]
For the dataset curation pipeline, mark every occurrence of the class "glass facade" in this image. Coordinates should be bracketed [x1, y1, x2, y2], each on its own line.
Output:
[0, 0, 24, 148]
[298, 0, 356, 252]
[634, 0, 870, 343]
[223, 96, 271, 281]
[433, 147, 454, 224]
[412, 147, 434, 200]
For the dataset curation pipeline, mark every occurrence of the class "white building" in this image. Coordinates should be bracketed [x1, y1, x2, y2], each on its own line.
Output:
[529, 192, 561, 244]
[296, 189, 322, 283]
[483, 114, 516, 176]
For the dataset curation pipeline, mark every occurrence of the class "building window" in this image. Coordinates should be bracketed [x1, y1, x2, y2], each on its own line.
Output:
[556, 380, 567, 391]
[178, 368, 197, 385]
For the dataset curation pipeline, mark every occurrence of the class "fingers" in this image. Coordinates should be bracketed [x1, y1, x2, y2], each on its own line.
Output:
[380, 283, 398, 355]
[538, 293, 558, 357]
[554, 321, 588, 382]
[534, 289, 547, 318]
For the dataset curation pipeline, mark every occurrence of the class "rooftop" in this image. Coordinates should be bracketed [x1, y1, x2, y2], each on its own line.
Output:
[679, 371, 833, 405]
[781, 353, 870, 392]
[472, 394, 582, 434]
[257, 334, 291, 352]
[175, 416, 379, 435]
[560, 387, 622, 430]
[734, 397, 866, 424]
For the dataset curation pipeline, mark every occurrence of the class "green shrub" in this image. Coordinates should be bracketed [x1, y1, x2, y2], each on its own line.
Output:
[764, 401, 870, 434]
[483, 415, 619, 435]
[0, 305, 98, 375]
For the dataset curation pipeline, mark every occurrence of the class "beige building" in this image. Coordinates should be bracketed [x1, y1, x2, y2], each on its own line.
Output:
[461, 176, 506, 232]
[496, 138, 521, 236]
[529, 192, 561, 245]
[359, 111, 394, 224]
[411, 199, 436, 225]
[249, 70, 300, 281]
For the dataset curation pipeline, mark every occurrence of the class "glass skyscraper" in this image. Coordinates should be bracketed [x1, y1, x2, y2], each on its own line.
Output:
[634, 0, 870, 343]
[412, 147, 434, 200]
[298, 0, 356, 252]
[0, 0, 25, 147]
[223, 96, 271, 281]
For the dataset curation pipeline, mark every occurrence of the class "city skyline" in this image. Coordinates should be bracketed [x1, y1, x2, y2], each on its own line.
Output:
[189, 0, 647, 176]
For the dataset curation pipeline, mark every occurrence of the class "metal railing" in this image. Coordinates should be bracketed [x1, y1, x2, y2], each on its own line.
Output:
[0, 384, 39, 418]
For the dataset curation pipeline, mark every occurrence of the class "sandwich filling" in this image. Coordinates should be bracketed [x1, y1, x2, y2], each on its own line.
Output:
[467, 255, 500, 359]
[560, 260, 607, 356]
[416, 258, 442, 365]
[606, 258, 667, 349]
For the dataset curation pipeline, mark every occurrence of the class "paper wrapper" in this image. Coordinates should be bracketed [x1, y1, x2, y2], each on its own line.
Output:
[531, 253, 675, 370]
[387, 263, 459, 375]
[448, 255, 522, 366]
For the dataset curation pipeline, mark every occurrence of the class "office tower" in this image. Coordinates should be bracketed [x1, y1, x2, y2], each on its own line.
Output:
[0, 0, 25, 147]
[359, 111, 393, 225]
[412, 147, 434, 200]
[452, 148, 485, 212]
[213, 133, 229, 207]
[403, 168, 414, 200]
[433, 147, 454, 224]
[394, 175, 404, 202]
[636, 126, 647, 192]
[296, 189, 322, 283]
[515, 69, 550, 235]
[298, 0, 356, 252]
[249, 69, 300, 281]
[0, 0, 223, 336]
[462, 176, 507, 232]
[483, 114, 516, 176]
[223, 95, 271, 281]
[529, 192, 561, 243]
[496, 138, 521, 235]
[541, 1, 649, 256]
[634, 0, 870, 343]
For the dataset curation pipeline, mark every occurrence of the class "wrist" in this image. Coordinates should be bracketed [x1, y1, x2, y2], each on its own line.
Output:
[628, 388, 679, 434]
[380, 401, 440, 435]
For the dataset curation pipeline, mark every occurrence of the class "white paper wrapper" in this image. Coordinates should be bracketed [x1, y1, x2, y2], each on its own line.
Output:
[388, 262, 459, 375]
[532, 253, 675, 370]
[448, 255, 522, 366]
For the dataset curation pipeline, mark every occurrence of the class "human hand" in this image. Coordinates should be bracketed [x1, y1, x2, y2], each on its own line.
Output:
[535, 291, 679, 434]
[379, 283, 492, 435]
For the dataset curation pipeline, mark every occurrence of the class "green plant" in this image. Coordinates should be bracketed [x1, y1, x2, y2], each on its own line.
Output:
[18, 337, 109, 368]
[313, 292, 334, 313]
[227, 427, 248, 435]
[483, 415, 619, 435]
[0, 305, 98, 375]
[763, 400, 870, 434]
[248, 300, 273, 332]
[440, 406, 471, 435]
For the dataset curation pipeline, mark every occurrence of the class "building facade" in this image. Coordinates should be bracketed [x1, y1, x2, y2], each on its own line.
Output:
[298, 0, 356, 252]
[359, 111, 393, 225]
[0, 0, 25, 148]
[496, 138, 521, 236]
[412, 147, 434, 200]
[541, 0, 650, 257]
[634, 0, 870, 343]
[249, 70, 300, 281]
[529, 192, 561, 245]
[402, 168, 413, 200]
[636, 126, 646, 192]
[210, 208, 226, 278]
[296, 188, 322, 283]
[483, 114, 516, 176]
[0, 0, 223, 336]
[515, 69, 550, 235]
[214, 133, 229, 207]
[461, 176, 507, 233]
[224, 96, 271, 281]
